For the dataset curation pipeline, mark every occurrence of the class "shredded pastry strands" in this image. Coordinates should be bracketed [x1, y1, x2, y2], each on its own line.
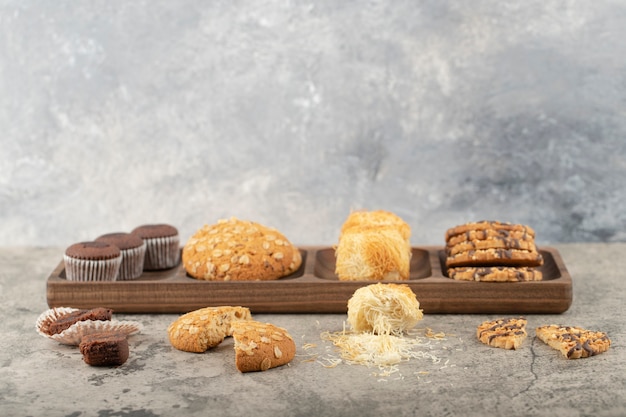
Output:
[320, 325, 441, 369]
[314, 280, 448, 376]
[335, 228, 411, 281]
[347, 283, 424, 334]
[424, 327, 447, 340]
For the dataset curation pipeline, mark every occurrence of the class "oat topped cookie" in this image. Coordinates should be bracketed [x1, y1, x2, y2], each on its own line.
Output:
[182, 217, 302, 281]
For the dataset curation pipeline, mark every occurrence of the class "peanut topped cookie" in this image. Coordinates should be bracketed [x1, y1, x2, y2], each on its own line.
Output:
[231, 320, 296, 372]
[536, 325, 611, 359]
[477, 317, 527, 350]
[167, 306, 251, 353]
[182, 217, 302, 281]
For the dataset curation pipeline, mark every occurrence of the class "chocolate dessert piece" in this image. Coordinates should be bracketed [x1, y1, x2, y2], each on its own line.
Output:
[79, 332, 129, 366]
[47, 308, 113, 335]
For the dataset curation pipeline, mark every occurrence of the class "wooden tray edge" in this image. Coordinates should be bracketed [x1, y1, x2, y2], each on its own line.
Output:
[46, 245, 573, 314]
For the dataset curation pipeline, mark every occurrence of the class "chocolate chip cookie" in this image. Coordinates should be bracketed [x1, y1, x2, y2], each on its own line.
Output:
[536, 325, 611, 359]
[448, 266, 542, 282]
[477, 317, 528, 350]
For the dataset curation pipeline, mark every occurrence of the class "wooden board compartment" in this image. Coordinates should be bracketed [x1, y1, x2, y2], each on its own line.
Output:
[46, 246, 572, 314]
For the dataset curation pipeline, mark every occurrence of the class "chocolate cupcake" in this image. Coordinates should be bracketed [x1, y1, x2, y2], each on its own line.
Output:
[95, 232, 146, 280]
[131, 224, 180, 270]
[64, 241, 122, 281]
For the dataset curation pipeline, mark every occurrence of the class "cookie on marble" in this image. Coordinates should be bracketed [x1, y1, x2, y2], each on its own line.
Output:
[536, 325, 611, 359]
[448, 266, 542, 282]
[182, 217, 302, 281]
[231, 320, 296, 372]
[167, 306, 252, 353]
[477, 317, 527, 350]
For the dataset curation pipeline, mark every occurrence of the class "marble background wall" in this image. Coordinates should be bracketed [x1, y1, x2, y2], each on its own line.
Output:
[2, 0, 625, 247]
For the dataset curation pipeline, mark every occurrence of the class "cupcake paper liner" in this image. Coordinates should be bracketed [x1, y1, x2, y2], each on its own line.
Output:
[144, 234, 180, 270]
[63, 254, 122, 281]
[36, 307, 143, 346]
[117, 241, 147, 280]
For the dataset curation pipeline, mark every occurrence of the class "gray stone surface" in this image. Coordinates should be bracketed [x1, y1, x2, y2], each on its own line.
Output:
[1, 244, 625, 416]
[2, 1, 626, 247]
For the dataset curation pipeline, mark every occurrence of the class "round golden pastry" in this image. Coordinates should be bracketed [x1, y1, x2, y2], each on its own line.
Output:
[347, 283, 423, 335]
[335, 226, 411, 281]
[182, 217, 302, 281]
[340, 210, 411, 241]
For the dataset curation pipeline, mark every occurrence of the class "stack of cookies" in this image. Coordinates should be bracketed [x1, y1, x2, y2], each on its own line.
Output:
[444, 220, 543, 282]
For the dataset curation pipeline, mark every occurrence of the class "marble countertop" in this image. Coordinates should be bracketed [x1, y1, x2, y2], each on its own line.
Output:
[1, 244, 624, 417]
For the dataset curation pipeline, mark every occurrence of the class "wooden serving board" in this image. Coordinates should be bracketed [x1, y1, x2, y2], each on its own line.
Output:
[46, 246, 572, 314]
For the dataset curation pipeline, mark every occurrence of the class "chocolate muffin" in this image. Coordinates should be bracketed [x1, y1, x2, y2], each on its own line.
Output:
[95, 232, 146, 280]
[79, 332, 129, 366]
[131, 224, 180, 270]
[64, 241, 122, 281]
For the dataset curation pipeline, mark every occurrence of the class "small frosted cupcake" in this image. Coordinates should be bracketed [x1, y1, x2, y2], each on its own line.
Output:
[95, 232, 147, 280]
[64, 241, 122, 281]
[131, 224, 180, 270]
